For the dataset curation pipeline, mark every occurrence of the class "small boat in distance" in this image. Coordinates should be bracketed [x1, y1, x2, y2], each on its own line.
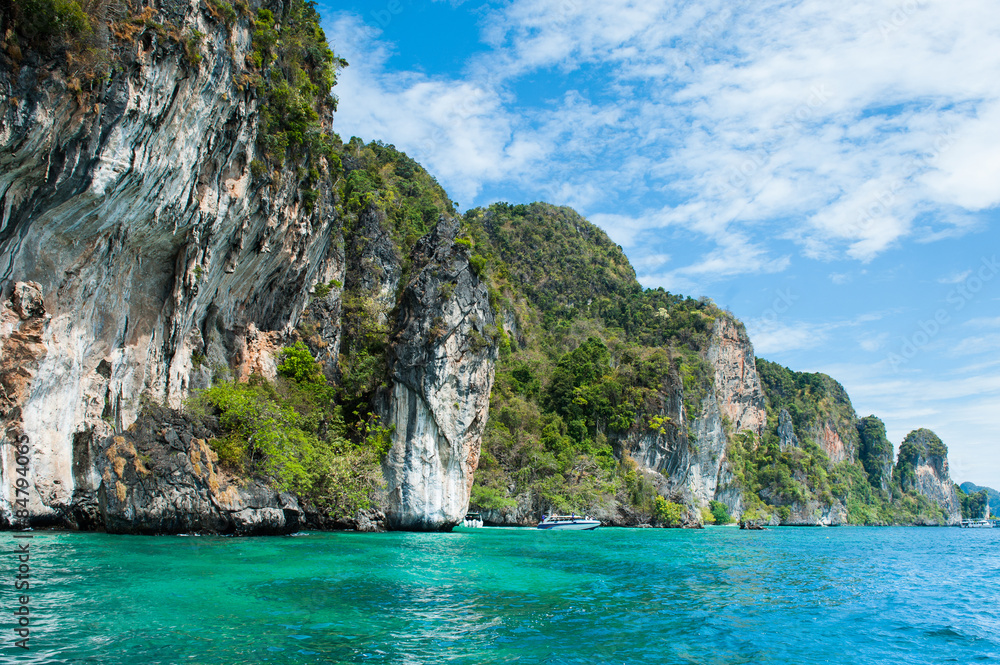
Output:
[462, 513, 484, 528]
[537, 514, 600, 531]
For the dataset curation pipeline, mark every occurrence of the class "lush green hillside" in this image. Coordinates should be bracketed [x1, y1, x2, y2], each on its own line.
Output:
[461, 203, 723, 523]
[958, 482, 999, 517]
[745, 360, 951, 525]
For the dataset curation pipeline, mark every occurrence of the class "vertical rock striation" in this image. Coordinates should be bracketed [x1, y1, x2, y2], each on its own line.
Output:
[896, 428, 962, 525]
[857, 415, 894, 494]
[625, 317, 766, 516]
[0, 0, 342, 527]
[383, 218, 497, 530]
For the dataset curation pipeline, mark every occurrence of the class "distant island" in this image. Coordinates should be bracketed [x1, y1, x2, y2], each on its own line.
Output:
[0, 0, 965, 533]
[957, 483, 998, 519]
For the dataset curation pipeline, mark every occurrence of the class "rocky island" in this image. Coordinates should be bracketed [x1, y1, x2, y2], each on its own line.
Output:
[0, 0, 961, 533]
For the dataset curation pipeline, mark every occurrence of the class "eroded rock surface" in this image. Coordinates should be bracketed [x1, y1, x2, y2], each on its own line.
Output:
[92, 406, 303, 535]
[382, 217, 497, 530]
[897, 428, 962, 525]
[626, 317, 766, 517]
[0, 0, 342, 527]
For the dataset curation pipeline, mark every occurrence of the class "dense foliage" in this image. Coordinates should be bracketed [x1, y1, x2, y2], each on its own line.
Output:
[895, 429, 948, 493]
[191, 344, 389, 520]
[856, 416, 893, 489]
[21, 0, 957, 527]
[756, 360, 858, 448]
[339, 139, 456, 254]
[462, 203, 724, 521]
[248, 0, 345, 166]
[959, 482, 999, 515]
[747, 361, 951, 525]
[956, 485, 989, 520]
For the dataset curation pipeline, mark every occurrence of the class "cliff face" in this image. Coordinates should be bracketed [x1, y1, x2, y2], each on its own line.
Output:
[0, 3, 966, 533]
[96, 406, 306, 535]
[896, 429, 961, 525]
[857, 415, 894, 494]
[0, 0, 343, 526]
[383, 218, 497, 530]
[628, 317, 766, 515]
[0, 0, 489, 533]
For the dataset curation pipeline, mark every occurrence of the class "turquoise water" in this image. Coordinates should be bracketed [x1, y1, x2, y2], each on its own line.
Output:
[2, 526, 998, 664]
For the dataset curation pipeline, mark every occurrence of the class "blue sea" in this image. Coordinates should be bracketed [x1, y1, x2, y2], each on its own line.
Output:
[2, 526, 998, 664]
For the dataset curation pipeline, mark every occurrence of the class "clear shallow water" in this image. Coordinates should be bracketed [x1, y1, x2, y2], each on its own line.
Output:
[2, 526, 998, 664]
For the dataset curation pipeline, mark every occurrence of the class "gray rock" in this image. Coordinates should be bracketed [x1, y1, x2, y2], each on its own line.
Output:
[0, 0, 342, 527]
[92, 405, 303, 535]
[382, 217, 498, 531]
[11, 282, 45, 320]
[895, 428, 961, 525]
[778, 409, 800, 451]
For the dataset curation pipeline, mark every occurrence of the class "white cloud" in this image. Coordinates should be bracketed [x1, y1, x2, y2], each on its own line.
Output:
[747, 320, 829, 355]
[948, 334, 1000, 357]
[319, 0, 1000, 489]
[829, 361, 1000, 486]
[324, 13, 546, 204]
[325, 0, 1000, 281]
[964, 317, 1000, 329]
[859, 332, 890, 352]
[938, 269, 973, 285]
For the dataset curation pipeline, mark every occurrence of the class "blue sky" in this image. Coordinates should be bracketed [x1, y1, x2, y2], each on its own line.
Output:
[317, 0, 1000, 488]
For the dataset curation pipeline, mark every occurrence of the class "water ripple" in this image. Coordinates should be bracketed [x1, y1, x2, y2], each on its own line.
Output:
[1, 527, 998, 663]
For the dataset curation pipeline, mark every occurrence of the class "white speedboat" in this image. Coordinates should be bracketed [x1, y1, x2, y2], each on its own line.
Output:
[537, 515, 600, 531]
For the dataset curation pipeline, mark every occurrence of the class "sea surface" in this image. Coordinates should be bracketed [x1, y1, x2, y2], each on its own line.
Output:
[2, 526, 998, 664]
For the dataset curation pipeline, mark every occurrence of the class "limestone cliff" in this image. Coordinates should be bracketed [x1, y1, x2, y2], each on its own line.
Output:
[0, 2, 965, 534]
[0, 0, 491, 533]
[896, 429, 961, 525]
[96, 406, 307, 535]
[857, 415, 894, 495]
[383, 218, 496, 530]
[0, 0, 352, 529]
[626, 316, 766, 517]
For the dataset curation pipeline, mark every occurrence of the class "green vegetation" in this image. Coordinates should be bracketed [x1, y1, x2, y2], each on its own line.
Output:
[895, 429, 947, 493]
[190, 343, 389, 520]
[463, 202, 724, 521]
[756, 359, 858, 448]
[857, 415, 893, 489]
[960, 482, 999, 515]
[745, 361, 954, 525]
[7, 0, 90, 45]
[709, 500, 732, 524]
[7, 0, 958, 528]
[248, 0, 346, 167]
[339, 139, 455, 253]
[956, 485, 989, 519]
[653, 497, 685, 526]
[0, 0, 114, 83]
